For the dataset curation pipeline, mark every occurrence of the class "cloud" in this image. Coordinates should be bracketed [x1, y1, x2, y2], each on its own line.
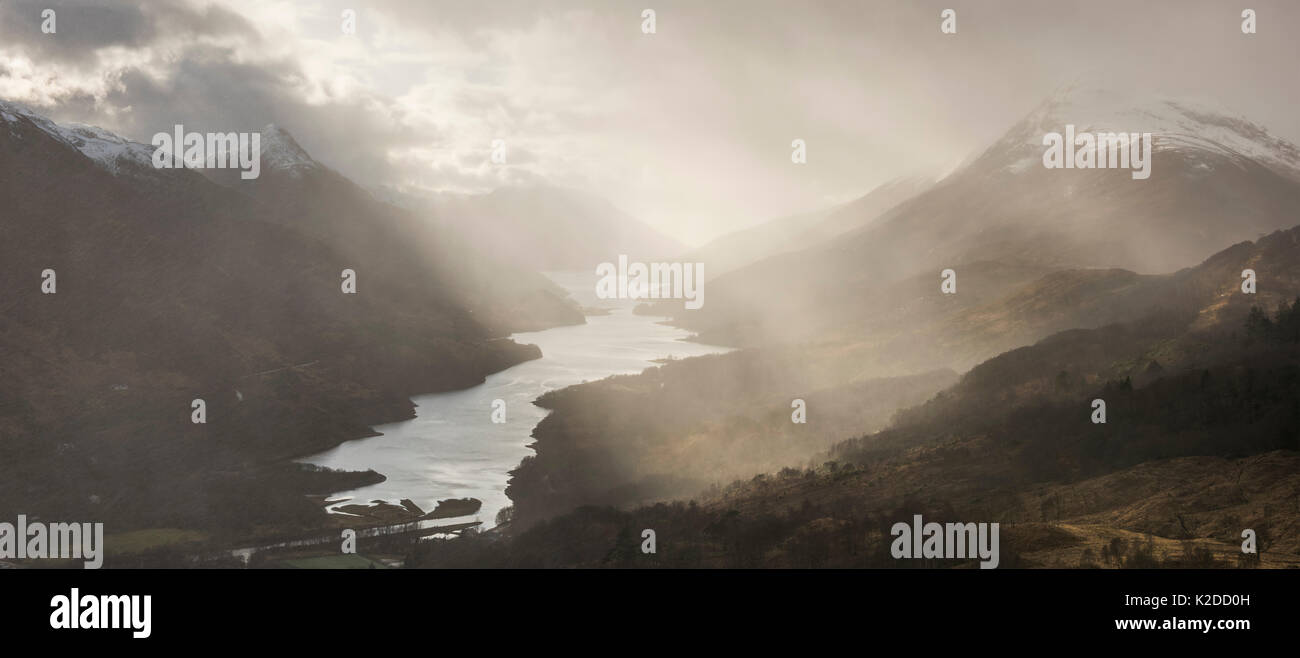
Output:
[0, 1, 154, 65]
[0, 0, 1297, 245]
[0, 0, 256, 66]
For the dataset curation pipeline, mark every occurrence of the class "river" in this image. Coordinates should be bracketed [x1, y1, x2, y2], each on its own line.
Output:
[297, 271, 729, 531]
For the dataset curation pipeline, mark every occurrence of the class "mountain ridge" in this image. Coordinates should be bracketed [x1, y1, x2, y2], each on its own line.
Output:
[662, 89, 1300, 350]
[0, 99, 580, 536]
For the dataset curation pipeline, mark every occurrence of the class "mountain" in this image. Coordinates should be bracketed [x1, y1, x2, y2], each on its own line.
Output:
[0, 100, 578, 536]
[0, 102, 159, 178]
[398, 184, 687, 272]
[664, 87, 1300, 354]
[202, 124, 585, 335]
[257, 123, 319, 176]
[682, 175, 934, 279]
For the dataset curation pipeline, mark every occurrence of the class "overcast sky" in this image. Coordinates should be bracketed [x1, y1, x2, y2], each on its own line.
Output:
[1, 0, 1297, 245]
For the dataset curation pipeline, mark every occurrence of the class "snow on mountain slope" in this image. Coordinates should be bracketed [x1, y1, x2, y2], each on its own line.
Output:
[259, 123, 319, 176]
[985, 86, 1300, 181]
[1, 99, 154, 175]
[1, 99, 321, 179]
[675, 88, 1300, 348]
[48, 123, 156, 174]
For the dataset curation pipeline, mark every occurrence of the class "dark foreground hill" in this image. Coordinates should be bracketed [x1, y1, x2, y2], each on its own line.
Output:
[409, 226, 1300, 567]
[0, 102, 580, 540]
[494, 225, 1300, 529]
[411, 292, 1300, 569]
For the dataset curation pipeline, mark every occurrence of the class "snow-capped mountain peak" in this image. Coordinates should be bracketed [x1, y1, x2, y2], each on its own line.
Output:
[1, 99, 154, 175]
[51, 123, 156, 173]
[985, 86, 1300, 180]
[2, 100, 323, 180]
[259, 123, 318, 175]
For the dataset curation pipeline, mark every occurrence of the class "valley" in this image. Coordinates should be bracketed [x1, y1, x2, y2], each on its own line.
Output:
[3, 85, 1298, 572]
[404, 88, 1300, 569]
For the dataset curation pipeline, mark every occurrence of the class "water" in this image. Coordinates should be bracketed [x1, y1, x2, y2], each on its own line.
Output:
[298, 271, 729, 529]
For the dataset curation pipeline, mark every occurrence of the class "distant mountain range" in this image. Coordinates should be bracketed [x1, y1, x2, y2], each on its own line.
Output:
[682, 175, 936, 279]
[384, 184, 687, 273]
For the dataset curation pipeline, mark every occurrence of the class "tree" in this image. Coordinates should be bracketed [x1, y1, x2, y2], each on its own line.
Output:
[495, 505, 515, 527]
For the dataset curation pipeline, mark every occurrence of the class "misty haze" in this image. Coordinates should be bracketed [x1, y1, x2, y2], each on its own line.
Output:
[1, 0, 1298, 589]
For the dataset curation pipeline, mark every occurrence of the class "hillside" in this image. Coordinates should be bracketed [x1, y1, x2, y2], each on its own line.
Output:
[0, 101, 579, 538]
[413, 281, 1300, 568]
[493, 222, 1300, 531]
[681, 175, 933, 279]
[665, 88, 1300, 350]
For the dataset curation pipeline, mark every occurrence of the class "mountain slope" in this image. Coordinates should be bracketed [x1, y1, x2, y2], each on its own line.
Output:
[671, 88, 1300, 352]
[682, 175, 934, 279]
[414, 185, 687, 272]
[495, 218, 1300, 530]
[0, 102, 573, 535]
[205, 125, 585, 335]
[417, 231, 1300, 567]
